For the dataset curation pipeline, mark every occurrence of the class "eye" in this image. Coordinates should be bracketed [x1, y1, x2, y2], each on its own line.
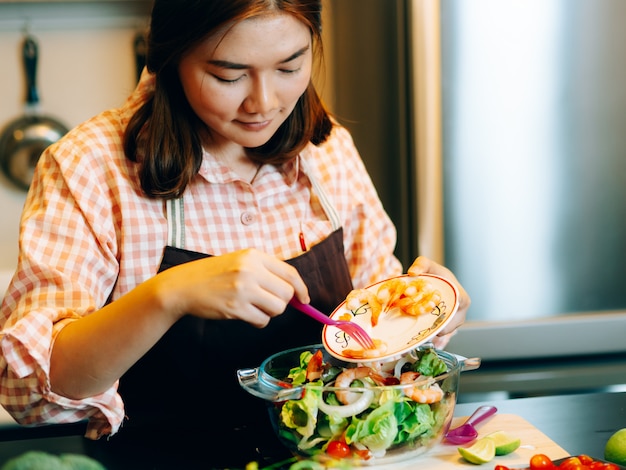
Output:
[214, 74, 244, 84]
[279, 66, 301, 75]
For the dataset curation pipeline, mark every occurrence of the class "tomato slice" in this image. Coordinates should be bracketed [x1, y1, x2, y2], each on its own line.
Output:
[306, 350, 324, 381]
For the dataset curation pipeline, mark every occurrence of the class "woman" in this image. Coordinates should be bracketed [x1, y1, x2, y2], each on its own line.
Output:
[0, 0, 469, 467]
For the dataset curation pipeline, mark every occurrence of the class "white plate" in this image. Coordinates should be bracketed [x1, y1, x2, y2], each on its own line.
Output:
[322, 274, 459, 363]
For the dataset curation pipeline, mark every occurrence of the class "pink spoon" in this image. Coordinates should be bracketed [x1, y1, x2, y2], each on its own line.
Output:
[445, 405, 497, 445]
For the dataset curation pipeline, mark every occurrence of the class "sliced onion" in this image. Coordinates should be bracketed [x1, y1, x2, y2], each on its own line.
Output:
[298, 435, 327, 450]
[318, 389, 374, 418]
[393, 356, 412, 378]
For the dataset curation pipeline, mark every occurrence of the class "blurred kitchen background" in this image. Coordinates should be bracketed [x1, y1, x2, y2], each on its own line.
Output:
[0, 0, 152, 279]
[0, 0, 625, 402]
[328, 0, 626, 402]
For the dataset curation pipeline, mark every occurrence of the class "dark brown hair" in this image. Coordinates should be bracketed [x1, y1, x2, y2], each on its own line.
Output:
[124, 0, 333, 198]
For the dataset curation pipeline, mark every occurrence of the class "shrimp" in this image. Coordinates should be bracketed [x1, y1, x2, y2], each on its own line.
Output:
[390, 279, 442, 317]
[346, 288, 383, 326]
[399, 371, 444, 404]
[342, 339, 388, 360]
[376, 278, 407, 313]
[334, 366, 386, 405]
[343, 277, 442, 327]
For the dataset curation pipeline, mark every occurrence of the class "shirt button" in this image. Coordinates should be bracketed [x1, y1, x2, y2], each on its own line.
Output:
[240, 212, 256, 225]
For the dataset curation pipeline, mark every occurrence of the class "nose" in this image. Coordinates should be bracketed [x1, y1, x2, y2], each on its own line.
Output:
[243, 75, 278, 115]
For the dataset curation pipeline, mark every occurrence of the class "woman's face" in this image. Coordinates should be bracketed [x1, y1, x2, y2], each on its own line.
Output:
[178, 13, 313, 151]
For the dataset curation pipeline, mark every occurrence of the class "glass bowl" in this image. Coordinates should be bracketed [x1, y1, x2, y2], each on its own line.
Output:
[238, 343, 480, 466]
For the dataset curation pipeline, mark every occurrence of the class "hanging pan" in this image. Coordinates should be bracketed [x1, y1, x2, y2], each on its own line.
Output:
[0, 35, 69, 190]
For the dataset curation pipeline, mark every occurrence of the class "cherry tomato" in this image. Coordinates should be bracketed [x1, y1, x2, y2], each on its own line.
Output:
[495, 466, 512, 470]
[579, 455, 594, 465]
[530, 454, 556, 470]
[559, 456, 584, 470]
[326, 440, 351, 459]
[602, 464, 621, 470]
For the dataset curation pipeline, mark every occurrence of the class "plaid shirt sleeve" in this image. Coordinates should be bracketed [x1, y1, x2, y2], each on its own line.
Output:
[0, 74, 157, 439]
[0, 113, 141, 438]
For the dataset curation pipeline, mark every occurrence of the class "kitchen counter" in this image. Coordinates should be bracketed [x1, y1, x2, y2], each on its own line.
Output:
[455, 391, 626, 462]
[0, 391, 624, 469]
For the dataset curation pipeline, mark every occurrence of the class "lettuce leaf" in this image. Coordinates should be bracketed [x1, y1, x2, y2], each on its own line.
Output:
[412, 349, 447, 377]
[288, 351, 314, 386]
[345, 398, 398, 453]
[394, 401, 436, 444]
[280, 380, 322, 439]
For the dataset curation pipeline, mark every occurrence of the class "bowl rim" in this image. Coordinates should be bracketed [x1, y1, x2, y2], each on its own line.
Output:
[256, 343, 462, 396]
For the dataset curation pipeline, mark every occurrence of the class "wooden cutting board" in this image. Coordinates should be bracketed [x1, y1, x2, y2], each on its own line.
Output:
[368, 413, 569, 469]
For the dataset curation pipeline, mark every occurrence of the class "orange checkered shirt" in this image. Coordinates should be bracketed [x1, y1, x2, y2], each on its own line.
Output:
[0, 72, 402, 439]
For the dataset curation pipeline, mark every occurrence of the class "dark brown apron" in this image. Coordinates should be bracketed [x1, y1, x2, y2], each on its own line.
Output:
[97, 172, 354, 469]
[117, 228, 352, 428]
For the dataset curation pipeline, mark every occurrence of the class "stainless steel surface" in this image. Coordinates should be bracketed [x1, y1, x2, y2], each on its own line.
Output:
[439, 0, 626, 325]
[327, 0, 626, 397]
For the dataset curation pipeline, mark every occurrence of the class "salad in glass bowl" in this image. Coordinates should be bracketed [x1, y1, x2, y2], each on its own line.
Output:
[238, 344, 480, 466]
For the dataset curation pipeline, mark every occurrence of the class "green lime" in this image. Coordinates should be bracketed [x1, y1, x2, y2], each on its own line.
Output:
[458, 437, 496, 464]
[485, 430, 522, 456]
[605, 428, 626, 466]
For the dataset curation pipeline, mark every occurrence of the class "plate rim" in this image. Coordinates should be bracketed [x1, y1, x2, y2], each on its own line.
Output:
[322, 273, 460, 362]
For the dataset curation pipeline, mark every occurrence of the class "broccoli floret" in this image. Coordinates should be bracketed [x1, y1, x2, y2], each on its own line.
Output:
[1, 451, 105, 470]
[59, 454, 106, 470]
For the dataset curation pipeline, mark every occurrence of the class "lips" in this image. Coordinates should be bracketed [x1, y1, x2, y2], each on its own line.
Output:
[237, 119, 272, 131]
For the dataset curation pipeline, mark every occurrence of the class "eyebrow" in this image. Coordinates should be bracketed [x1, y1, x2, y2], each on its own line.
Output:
[209, 44, 310, 70]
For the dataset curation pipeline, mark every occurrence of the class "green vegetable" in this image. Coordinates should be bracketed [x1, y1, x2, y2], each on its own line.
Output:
[411, 349, 447, 377]
[317, 409, 348, 438]
[395, 401, 436, 443]
[280, 380, 326, 450]
[288, 351, 314, 386]
[345, 399, 398, 453]
[1, 451, 105, 470]
[276, 347, 451, 462]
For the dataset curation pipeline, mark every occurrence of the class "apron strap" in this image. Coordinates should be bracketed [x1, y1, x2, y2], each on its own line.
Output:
[166, 198, 185, 249]
[165, 156, 341, 248]
[298, 156, 342, 231]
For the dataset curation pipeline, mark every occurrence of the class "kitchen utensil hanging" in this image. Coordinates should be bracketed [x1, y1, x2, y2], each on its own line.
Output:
[0, 34, 69, 190]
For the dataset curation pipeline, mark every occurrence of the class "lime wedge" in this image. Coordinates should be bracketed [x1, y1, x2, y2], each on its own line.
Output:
[485, 430, 522, 455]
[458, 437, 496, 464]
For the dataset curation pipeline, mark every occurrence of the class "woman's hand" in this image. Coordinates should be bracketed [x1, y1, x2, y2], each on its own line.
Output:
[407, 256, 470, 348]
[154, 248, 309, 328]
[51, 248, 306, 400]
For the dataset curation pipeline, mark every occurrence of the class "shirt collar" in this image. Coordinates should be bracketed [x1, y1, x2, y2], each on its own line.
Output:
[198, 149, 305, 186]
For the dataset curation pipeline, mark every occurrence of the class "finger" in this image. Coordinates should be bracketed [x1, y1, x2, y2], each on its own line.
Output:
[407, 256, 451, 278]
[431, 330, 457, 349]
[407, 256, 471, 310]
[259, 256, 309, 304]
